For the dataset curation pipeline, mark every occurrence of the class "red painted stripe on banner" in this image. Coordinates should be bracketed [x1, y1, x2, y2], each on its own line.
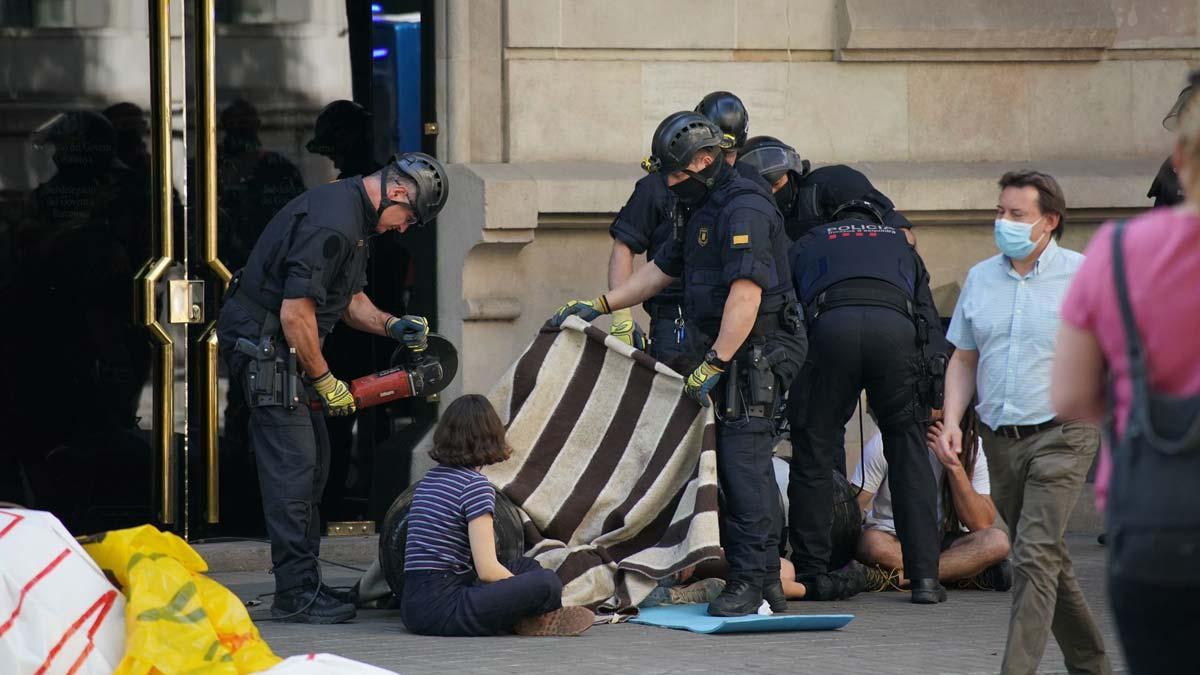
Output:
[0, 548, 71, 638]
[37, 589, 119, 675]
[0, 509, 25, 540]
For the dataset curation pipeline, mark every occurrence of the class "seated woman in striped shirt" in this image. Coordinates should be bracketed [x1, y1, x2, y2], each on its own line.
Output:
[399, 394, 594, 637]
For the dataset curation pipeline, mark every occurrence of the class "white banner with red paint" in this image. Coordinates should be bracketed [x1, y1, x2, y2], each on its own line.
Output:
[0, 509, 125, 675]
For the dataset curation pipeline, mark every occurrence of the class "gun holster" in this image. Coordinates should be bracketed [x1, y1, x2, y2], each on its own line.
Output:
[926, 352, 947, 410]
[236, 336, 301, 410]
[721, 341, 781, 420]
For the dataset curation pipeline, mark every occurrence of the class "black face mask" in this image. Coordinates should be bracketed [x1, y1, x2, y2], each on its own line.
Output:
[774, 175, 797, 216]
[669, 158, 723, 207]
[670, 176, 709, 206]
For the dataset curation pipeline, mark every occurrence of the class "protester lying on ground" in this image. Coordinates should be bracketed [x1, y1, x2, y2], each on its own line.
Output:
[854, 408, 1012, 592]
[399, 395, 594, 637]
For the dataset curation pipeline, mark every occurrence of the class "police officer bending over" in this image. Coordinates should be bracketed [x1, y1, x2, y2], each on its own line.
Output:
[217, 152, 449, 623]
[738, 136, 912, 242]
[552, 112, 806, 616]
[787, 199, 948, 604]
[607, 91, 771, 366]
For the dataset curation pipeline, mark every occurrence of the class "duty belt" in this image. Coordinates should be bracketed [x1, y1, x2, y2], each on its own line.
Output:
[647, 303, 685, 320]
[807, 278, 915, 323]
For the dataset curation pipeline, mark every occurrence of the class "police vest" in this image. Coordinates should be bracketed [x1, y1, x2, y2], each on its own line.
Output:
[681, 174, 795, 336]
[791, 217, 918, 306]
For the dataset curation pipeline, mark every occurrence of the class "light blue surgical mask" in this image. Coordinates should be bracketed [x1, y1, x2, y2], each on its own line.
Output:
[994, 216, 1045, 260]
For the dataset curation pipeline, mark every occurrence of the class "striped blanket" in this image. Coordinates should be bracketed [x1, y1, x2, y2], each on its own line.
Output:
[482, 316, 721, 612]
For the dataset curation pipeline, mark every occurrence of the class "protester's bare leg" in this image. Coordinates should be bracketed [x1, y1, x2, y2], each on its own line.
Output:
[779, 558, 807, 599]
[856, 528, 905, 570]
[938, 528, 1011, 582]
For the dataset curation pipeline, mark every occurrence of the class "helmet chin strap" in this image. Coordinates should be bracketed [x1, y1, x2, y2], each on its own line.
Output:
[376, 163, 399, 220]
[681, 156, 724, 188]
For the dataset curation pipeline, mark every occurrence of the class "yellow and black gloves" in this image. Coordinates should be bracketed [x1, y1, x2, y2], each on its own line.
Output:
[386, 314, 429, 352]
[609, 308, 649, 351]
[548, 295, 610, 328]
[311, 371, 356, 416]
[684, 351, 727, 408]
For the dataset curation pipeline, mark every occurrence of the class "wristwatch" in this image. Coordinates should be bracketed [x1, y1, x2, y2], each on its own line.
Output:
[704, 349, 729, 371]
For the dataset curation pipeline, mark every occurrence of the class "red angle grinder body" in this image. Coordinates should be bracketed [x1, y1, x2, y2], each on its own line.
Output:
[311, 333, 458, 413]
[348, 366, 416, 409]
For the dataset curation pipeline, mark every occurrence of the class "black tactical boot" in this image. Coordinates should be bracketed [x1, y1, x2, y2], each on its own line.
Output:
[797, 561, 868, 601]
[910, 578, 948, 604]
[272, 585, 357, 624]
[706, 580, 763, 617]
[321, 583, 358, 605]
[762, 578, 788, 612]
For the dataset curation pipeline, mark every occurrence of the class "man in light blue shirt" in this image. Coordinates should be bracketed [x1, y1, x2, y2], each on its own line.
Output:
[939, 171, 1110, 675]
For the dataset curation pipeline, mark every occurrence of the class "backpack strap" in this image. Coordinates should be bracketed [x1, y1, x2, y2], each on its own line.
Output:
[1110, 220, 1148, 442]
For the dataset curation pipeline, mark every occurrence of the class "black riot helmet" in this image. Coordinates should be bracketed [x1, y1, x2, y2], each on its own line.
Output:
[739, 135, 810, 185]
[695, 91, 749, 150]
[379, 152, 449, 226]
[831, 199, 885, 225]
[644, 111, 724, 176]
[307, 99, 372, 156]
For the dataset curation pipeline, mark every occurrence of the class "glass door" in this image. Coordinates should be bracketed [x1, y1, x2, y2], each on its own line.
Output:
[186, 0, 440, 539]
[0, 0, 439, 539]
[0, 0, 190, 534]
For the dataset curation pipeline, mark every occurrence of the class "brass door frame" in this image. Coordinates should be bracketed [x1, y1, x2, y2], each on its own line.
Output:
[194, 0, 229, 525]
[133, 0, 177, 526]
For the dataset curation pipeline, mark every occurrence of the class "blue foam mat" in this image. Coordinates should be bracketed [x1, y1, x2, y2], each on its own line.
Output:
[630, 604, 854, 634]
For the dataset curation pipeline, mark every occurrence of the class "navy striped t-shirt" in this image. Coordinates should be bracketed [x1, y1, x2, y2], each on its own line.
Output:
[404, 464, 496, 573]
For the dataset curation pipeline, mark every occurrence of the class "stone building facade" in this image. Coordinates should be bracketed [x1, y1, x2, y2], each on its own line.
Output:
[435, 0, 1194, 411]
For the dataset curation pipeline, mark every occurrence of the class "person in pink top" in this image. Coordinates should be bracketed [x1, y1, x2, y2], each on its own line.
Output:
[1052, 70, 1200, 675]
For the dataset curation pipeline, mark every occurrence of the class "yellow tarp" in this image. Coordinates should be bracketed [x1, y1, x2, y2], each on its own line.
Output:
[83, 525, 281, 675]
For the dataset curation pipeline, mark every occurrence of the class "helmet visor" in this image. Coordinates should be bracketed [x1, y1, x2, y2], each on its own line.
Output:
[1164, 85, 1196, 131]
[738, 144, 801, 183]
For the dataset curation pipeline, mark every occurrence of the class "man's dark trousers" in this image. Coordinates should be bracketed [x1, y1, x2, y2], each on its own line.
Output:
[789, 306, 938, 580]
[220, 373, 327, 594]
[719, 415, 782, 586]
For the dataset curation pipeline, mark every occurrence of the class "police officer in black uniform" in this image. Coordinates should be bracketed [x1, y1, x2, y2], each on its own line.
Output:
[739, 136, 912, 241]
[787, 199, 948, 604]
[552, 112, 807, 616]
[217, 152, 448, 623]
[606, 169, 686, 364]
[606, 92, 772, 368]
[695, 91, 775, 196]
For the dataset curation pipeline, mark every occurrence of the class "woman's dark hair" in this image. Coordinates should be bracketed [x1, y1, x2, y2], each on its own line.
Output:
[941, 403, 981, 534]
[429, 394, 511, 467]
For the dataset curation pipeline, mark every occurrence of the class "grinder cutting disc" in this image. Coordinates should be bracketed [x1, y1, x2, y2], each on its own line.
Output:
[390, 333, 458, 397]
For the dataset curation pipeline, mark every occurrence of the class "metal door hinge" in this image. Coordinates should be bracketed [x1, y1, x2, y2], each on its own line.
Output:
[423, 122, 439, 136]
[169, 279, 205, 323]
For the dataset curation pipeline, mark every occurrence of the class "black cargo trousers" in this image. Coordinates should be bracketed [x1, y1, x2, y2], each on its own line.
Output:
[788, 306, 938, 582]
[218, 297, 331, 594]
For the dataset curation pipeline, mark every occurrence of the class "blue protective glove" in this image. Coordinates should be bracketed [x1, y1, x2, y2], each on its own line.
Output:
[684, 361, 724, 408]
[386, 314, 430, 352]
[548, 295, 610, 328]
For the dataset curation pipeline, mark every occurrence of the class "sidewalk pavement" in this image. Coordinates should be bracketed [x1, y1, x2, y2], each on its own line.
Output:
[211, 534, 1124, 675]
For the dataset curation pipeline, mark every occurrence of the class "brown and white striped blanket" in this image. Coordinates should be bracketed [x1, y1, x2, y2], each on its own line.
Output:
[482, 316, 721, 612]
